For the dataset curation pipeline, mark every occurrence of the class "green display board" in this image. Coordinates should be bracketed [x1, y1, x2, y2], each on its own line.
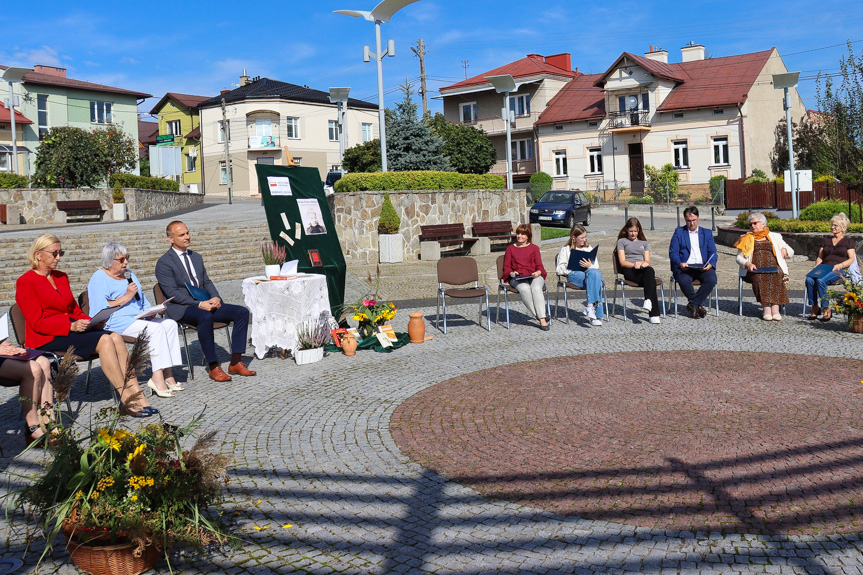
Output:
[254, 164, 346, 321]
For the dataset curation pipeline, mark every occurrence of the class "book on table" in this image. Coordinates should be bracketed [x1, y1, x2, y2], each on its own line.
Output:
[806, 264, 835, 279]
[136, 297, 173, 319]
[567, 245, 599, 270]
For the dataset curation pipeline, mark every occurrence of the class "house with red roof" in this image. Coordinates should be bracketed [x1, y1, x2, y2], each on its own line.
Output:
[534, 44, 805, 199]
[0, 64, 150, 178]
[439, 53, 579, 183]
[0, 101, 33, 173]
[150, 93, 209, 194]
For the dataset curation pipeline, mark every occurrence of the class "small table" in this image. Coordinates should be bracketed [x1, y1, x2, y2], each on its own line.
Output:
[242, 274, 332, 359]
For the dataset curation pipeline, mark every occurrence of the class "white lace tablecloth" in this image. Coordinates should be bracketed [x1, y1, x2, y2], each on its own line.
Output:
[242, 274, 332, 359]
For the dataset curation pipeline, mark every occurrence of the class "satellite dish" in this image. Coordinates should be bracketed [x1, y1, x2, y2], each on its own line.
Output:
[627, 95, 639, 110]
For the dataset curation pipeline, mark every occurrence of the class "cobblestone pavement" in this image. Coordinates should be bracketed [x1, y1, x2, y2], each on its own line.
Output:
[2, 203, 863, 573]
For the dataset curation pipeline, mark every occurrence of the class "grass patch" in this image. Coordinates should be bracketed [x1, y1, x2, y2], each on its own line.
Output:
[541, 227, 570, 241]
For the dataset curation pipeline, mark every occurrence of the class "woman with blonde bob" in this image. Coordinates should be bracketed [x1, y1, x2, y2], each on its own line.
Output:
[734, 212, 794, 321]
[556, 225, 603, 326]
[15, 234, 158, 417]
[805, 212, 861, 321]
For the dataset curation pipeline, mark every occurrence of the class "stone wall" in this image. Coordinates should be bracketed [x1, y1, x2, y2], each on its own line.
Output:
[332, 189, 527, 263]
[124, 188, 204, 220]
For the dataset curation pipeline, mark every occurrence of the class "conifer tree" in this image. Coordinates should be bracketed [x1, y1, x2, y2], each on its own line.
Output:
[385, 80, 452, 172]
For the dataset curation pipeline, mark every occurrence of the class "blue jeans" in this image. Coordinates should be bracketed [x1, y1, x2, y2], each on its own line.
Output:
[805, 269, 843, 308]
[566, 268, 604, 318]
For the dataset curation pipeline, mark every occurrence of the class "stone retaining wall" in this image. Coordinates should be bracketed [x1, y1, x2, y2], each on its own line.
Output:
[332, 189, 527, 264]
[124, 188, 204, 220]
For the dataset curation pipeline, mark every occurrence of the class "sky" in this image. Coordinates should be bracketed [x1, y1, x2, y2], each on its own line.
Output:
[1, 0, 861, 122]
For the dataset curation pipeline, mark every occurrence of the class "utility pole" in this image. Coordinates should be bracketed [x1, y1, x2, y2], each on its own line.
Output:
[461, 60, 469, 80]
[221, 98, 233, 205]
[411, 39, 429, 116]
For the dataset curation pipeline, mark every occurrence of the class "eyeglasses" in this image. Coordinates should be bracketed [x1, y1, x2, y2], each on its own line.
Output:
[114, 256, 129, 262]
[749, 222, 761, 227]
[685, 219, 698, 224]
[831, 224, 842, 228]
[40, 249, 65, 258]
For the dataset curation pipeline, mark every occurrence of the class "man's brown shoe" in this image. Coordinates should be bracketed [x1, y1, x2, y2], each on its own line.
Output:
[208, 366, 232, 382]
[228, 362, 256, 376]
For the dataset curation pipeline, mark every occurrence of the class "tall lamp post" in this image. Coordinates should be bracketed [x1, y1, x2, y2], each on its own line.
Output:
[334, 0, 421, 172]
[328, 87, 351, 170]
[2, 67, 32, 175]
[487, 74, 516, 189]
[773, 71, 801, 218]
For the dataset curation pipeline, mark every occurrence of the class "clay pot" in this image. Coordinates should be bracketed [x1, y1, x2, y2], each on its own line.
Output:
[342, 334, 358, 356]
[408, 312, 426, 343]
[852, 315, 863, 334]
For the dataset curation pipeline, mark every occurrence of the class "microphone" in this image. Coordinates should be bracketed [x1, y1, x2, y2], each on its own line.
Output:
[124, 271, 140, 301]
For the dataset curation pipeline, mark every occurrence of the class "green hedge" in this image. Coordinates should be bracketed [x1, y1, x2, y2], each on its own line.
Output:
[734, 210, 780, 228]
[0, 172, 29, 188]
[799, 199, 862, 223]
[627, 196, 654, 204]
[109, 173, 180, 192]
[333, 171, 505, 192]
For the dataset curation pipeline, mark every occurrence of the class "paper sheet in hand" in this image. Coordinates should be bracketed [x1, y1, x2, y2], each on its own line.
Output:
[0, 313, 7, 342]
[568, 246, 599, 270]
[136, 297, 173, 319]
[85, 305, 121, 331]
[806, 264, 834, 279]
[0, 313, 42, 358]
[185, 282, 212, 301]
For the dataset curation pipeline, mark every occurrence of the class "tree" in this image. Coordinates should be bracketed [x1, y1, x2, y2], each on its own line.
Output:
[342, 139, 381, 173]
[385, 80, 452, 172]
[33, 124, 137, 188]
[816, 41, 863, 183]
[93, 124, 138, 183]
[427, 113, 496, 174]
[643, 164, 679, 202]
[770, 115, 835, 178]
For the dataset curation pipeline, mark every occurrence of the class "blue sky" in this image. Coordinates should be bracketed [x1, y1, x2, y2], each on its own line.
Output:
[1, 0, 860, 120]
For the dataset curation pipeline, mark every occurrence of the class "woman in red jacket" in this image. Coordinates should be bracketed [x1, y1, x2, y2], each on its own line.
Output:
[15, 234, 157, 418]
[502, 224, 550, 331]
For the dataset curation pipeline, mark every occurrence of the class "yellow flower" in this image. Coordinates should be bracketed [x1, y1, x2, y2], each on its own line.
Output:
[97, 428, 130, 451]
[91, 491, 100, 500]
[75, 491, 84, 500]
[96, 476, 115, 491]
[845, 293, 858, 304]
[130, 495, 138, 501]
[127, 443, 146, 463]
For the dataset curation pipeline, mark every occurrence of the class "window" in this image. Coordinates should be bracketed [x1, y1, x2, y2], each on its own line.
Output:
[0, 152, 9, 172]
[554, 150, 568, 177]
[285, 117, 299, 139]
[218, 120, 230, 143]
[167, 120, 181, 137]
[588, 147, 603, 174]
[618, 94, 647, 111]
[673, 140, 689, 168]
[185, 153, 197, 172]
[362, 123, 373, 142]
[328, 120, 339, 142]
[673, 112, 684, 119]
[713, 137, 729, 165]
[642, 93, 650, 112]
[256, 157, 274, 165]
[90, 101, 113, 124]
[219, 161, 230, 184]
[588, 121, 598, 128]
[460, 102, 477, 123]
[37, 95, 48, 139]
[256, 118, 272, 137]
[509, 94, 531, 116]
[713, 108, 724, 116]
[511, 138, 534, 161]
[292, 157, 302, 166]
[554, 125, 563, 131]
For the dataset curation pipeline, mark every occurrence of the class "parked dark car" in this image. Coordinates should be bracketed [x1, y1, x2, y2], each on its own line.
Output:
[529, 190, 591, 227]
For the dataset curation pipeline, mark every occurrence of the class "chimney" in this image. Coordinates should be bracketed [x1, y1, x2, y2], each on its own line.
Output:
[681, 42, 705, 62]
[33, 65, 66, 78]
[544, 53, 572, 72]
[240, 68, 250, 86]
[220, 89, 230, 95]
[643, 47, 668, 64]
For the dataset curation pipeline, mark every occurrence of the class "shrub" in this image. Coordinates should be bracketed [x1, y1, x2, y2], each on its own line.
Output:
[333, 171, 505, 192]
[709, 175, 727, 197]
[0, 172, 29, 188]
[799, 199, 861, 223]
[378, 192, 400, 234]
[628, 196, 654, 204]
[815, 174, 839, 183]
[528, 172, 553, 202]
[734, 210, 779, 228]
[744, 168, 769, 184]
[112, 180, 124, 203]
[109, 173, 180, 192]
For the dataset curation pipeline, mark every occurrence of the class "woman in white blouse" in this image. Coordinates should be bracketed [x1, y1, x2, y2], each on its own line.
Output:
[556, 225, 603, 326]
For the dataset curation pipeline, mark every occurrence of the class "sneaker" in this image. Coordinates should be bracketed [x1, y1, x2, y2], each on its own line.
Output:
[643, 299, 652, 312]
[584, 305, 597, 320]
[649, 316, 661, 324]
[590, 318, 602, 326]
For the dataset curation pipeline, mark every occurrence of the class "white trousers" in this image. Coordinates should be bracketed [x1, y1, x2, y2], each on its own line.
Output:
[121, 318, 182, 372]
[510, 276, 547, 320]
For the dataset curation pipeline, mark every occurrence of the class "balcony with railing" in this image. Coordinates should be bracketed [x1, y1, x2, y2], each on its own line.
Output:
[248, 135, 280, 150]
[607, 110, 651, 132]
[463, 112, 540, 136]
[491, 158, 536, 177]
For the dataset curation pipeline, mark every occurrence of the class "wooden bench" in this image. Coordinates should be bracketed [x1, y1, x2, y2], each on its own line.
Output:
[419, 224, 479, 261]
[472, 221, 516, 250]
[56, 200, 106, 222]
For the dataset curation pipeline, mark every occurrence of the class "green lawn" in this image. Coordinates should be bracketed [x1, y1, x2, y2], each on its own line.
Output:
[541, 227, 570, 241]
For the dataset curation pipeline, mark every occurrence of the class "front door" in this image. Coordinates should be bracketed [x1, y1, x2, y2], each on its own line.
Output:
[628, 143, 645, 197]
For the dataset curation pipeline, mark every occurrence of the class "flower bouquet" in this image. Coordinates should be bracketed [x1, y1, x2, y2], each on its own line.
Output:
[829, 280, 863, 332]
[339, 265, 396, 339]
[261, 240, 287, 277]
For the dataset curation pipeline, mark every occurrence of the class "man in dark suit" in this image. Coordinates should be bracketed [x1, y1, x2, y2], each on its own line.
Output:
[668, 206, 718, 319]
[155, 220, 255, 381]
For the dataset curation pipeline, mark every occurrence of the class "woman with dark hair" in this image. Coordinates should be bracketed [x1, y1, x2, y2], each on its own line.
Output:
[502, 224, 550, 330]
[615, 217, 661, 324]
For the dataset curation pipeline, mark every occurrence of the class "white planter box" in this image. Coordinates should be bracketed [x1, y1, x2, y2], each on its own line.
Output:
[379, 233, 403, 263]
[295, 347, 323, 365]
[113, 203, 127, 222]
[264, 264, 280, 278]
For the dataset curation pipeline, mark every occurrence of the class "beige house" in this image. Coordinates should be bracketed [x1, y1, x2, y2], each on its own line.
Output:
[534, 45, 805, 199]
[198, 75, 378, 197]
[0, 101, 31, 174]
[439, 54, 579, 185]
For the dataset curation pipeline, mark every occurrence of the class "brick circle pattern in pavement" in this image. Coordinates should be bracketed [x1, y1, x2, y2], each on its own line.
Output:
[391, 351, 863, 536]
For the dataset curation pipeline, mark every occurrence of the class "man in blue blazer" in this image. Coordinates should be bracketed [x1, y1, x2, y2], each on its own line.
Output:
[668, 206, 718, 318]
[155, 220, 254, 382]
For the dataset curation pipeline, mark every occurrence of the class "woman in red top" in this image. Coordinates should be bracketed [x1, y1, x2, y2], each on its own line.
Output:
[15, 234, 157, 418]
[502, 224, 550, 331]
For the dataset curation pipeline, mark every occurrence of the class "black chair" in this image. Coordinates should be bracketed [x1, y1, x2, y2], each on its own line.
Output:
[610, 253, 666, 321]
[435, 257, 490, 334]
[153, 285, 231, 379]
[494, 255, 551, 328]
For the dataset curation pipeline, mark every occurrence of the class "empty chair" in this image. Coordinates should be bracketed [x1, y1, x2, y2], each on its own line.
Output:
[435, 256, 491, 334]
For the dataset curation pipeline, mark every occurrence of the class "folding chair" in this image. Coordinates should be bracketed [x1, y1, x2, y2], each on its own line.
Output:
[153, 284, 232, 379]
[435, 256, 491, 334]
[610, 253, 666, 321]
[494, 255, 551, 328]
[670, 275, 719, 318]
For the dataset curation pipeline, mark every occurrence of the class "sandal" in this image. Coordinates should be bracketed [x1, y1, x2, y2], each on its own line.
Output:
[24, 424, 56, 448]
[821, 308, 833, 322]
[807, 305, 820, 320]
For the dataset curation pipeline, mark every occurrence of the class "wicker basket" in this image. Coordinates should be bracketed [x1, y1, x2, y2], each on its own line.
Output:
[65, 537, 161, 575]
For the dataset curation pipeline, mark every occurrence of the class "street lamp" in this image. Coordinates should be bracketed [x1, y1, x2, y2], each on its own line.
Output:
[773, 71, 801, 218]
[334, 0, 421, 172]
[487, 74, 516, 189]
[328, 87, 351, 170]
[2, 67, 32, 175]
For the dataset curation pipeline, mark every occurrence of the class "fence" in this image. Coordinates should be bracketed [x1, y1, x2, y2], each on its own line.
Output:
[725, 179, 863, 212]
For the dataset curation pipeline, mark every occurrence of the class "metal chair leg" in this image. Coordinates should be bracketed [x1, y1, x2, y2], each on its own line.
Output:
[484, 291, 491, 331]
[180, 327, 194, 379]
[660, 283, 666, 318]
[738, 276, 743, 316]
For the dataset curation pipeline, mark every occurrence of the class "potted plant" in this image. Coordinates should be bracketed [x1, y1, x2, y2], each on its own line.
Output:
[829, 280, 863, 332]
[112, 180, 126, 222]
[295, 317, 331, 364]
[261, 240, 286, 278]
[339, 266, 397, 340]
[378, 193, 403, 264]
[6, 338, 237, 574]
